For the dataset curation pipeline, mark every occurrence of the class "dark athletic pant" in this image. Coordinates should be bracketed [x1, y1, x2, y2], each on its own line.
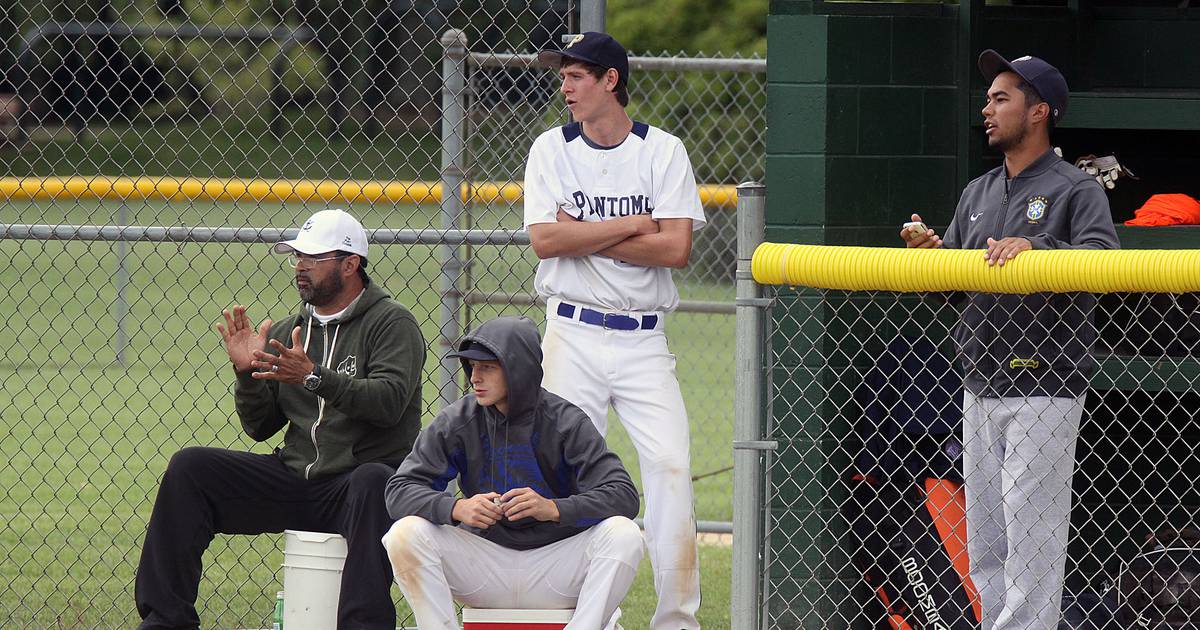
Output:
[135, 446, 396, 630]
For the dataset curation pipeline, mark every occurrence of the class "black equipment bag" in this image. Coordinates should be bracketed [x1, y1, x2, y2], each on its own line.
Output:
[1117, 528, 1200, 628]
[1060, 591, 1119, 630]
[851, 337, 980, 629]
[851, 475, 981, 630]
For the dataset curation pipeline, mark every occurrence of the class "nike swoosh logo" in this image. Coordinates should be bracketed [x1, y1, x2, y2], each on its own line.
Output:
[969, 211, 985, 221]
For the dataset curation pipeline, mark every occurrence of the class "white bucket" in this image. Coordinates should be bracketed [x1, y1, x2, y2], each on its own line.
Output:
[282, 530, 347, 630]
[461, 607, 574, 629]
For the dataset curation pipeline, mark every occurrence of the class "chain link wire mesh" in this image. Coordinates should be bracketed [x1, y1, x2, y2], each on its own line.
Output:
[458, 46, 764, 531]
[0, 1, 762, 628]
[757, 286, 1200, 628]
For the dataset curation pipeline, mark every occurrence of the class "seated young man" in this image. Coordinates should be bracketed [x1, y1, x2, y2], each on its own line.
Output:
[382, 315, 644, 630]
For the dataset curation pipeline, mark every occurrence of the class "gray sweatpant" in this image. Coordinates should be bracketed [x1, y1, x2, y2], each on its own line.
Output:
[962, 392, 1085, 630]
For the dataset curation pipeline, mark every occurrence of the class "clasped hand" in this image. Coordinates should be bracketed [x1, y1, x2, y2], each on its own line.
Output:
[452, 488, 560, 530]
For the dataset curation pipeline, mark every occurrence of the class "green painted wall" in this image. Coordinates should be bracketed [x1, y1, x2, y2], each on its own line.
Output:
[766, 5, 959, 249]
[764, 2, 1200, 627]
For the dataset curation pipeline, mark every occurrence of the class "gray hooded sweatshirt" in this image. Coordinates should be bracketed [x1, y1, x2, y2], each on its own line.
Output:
[384, 316, 639, 551]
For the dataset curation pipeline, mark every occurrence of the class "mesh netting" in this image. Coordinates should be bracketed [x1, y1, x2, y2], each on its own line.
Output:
[757, 286, 1200, 628]
[0, 2, 762, 628]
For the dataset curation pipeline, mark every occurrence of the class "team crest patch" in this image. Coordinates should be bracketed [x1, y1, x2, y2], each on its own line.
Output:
[565, 34, 585, 48]
[336, 355, 357, 377]
[1026, 195, 1049, 222]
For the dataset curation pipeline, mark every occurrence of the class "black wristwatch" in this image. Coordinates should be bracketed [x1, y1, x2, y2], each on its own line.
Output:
[303, 364, 322, 392]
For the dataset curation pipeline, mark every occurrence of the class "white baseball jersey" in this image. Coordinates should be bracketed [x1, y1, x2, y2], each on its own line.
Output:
[523, 121, 707, 312]
[526, 119, 706, 628]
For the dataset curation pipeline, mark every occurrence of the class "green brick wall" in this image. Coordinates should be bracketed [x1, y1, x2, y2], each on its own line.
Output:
[764, 3, 1200, 627]
[765, 12, 959, 247]
[764, 8, 959, 625]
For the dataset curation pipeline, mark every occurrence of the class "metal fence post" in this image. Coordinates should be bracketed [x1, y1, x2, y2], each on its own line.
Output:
[438, 29, 469, 411]
[733, 181, 767, 630]
[581, 0, 607, 32]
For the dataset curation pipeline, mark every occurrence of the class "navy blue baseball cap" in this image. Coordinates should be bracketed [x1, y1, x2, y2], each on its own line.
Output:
[537, 31, 629, 86]
[450, 341, 498, 362]
[978, 49, 1069, 125]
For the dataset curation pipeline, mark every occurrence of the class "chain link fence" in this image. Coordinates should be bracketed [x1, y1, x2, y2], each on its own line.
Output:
[0, 1, 762, 628]
[736, 237, 1200, 628]
[451, 39, 764, 534]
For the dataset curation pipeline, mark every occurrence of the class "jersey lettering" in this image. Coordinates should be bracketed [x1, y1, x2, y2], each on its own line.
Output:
[525, 121, 705, 313]
[573, 190, 654, 219]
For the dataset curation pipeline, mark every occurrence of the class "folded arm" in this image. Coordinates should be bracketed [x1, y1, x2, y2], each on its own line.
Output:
[597, 217, 694, 268]
[527, 211, 659, 259]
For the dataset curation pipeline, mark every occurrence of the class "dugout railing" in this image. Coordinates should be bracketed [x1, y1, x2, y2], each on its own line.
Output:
[733, 190, 1200, 628]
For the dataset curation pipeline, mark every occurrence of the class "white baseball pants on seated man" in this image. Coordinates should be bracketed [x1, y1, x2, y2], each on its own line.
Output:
[541, 304, 701, 630]
[383, 515, 644, 630]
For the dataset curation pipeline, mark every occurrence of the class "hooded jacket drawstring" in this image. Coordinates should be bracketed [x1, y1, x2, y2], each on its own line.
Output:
[302, 311, 341, 479]
[485, 406, 511, 495]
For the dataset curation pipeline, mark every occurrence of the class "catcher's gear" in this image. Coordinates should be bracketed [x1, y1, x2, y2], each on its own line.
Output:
[1074, 154, 1138, 190]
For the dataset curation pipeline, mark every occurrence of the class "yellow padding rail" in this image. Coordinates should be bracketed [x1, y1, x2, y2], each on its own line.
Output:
[752, 243, 1200, 294]
[0, 176, 738, 209]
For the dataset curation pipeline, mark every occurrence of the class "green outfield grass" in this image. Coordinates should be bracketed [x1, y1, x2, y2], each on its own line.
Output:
[0, 116, 442, 181]
[0, 198, 734, 628]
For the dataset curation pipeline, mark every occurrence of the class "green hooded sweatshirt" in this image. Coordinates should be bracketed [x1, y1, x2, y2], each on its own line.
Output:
[234, 281, 425, 479]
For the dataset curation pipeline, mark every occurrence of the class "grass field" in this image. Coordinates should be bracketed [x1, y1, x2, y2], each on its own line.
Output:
[0, 197, 735, 628]
[0, 116, 443, 181]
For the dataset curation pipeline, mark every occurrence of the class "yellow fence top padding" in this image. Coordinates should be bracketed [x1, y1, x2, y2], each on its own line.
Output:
[0, 176, 738, 209]
[752, 243, 1200, 294]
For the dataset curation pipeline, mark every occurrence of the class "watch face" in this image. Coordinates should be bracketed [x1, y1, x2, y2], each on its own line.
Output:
[303, 374, 321, 391]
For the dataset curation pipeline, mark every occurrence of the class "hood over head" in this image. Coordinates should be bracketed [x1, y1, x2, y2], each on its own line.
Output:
[455, 316, 543, 419]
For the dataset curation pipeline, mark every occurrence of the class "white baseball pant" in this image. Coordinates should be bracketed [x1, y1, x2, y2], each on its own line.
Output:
[541, 302, 702, 630]
[382, 515, 643, 630]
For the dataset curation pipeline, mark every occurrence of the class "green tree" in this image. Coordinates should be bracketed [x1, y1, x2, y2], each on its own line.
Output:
[608, 0, 766, 56]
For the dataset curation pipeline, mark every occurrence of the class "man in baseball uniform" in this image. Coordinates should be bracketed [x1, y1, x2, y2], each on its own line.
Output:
[524, 31, 706, 629]
[903, 51, 1119, 629]
[383, 316, 644, 629]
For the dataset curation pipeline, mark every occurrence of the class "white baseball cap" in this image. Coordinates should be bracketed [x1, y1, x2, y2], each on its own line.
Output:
[273, 209, 368, 259]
